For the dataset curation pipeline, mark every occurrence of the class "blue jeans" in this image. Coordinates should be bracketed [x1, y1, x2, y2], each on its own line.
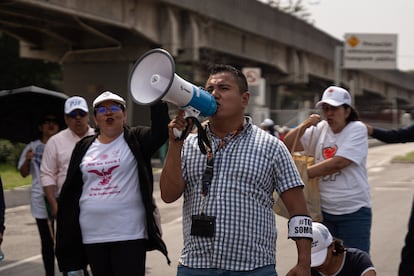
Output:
[177, 264, 277, 276]
[322, 207, 372, 253]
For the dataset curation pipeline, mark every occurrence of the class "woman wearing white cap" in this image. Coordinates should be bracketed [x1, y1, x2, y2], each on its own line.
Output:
[55, 91, 170, 275]
[311, 222, 376, 275]
[284, 86, 372, 254]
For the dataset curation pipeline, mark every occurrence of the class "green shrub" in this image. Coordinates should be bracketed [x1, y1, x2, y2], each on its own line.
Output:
[0, 139, 25, 165]
[0, 139, 30, 190]
[0, 163, 31, 190]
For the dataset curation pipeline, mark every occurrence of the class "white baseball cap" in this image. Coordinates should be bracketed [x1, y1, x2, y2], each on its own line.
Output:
[260, 118, 274, 127]
[311, 222, 333, 267]
[93, 91, 126, 108]
[64, 96, 89, 114]
[315, 86, 352, 108]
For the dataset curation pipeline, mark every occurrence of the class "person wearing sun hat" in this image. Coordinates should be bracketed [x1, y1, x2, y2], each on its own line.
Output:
[311, 222, 376, 276]
[55, 90, 170, 275]
[284, 86, 372, 254]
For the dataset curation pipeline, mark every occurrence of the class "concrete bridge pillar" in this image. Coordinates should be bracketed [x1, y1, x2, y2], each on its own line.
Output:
[62, 61, 153, 127]
[298, 100, 311, 123]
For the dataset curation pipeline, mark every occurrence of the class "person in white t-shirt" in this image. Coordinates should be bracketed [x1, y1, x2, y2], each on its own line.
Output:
[284, 86, 372, 254]
[55, 91, 170, 275]
[18, 114, 60, 276]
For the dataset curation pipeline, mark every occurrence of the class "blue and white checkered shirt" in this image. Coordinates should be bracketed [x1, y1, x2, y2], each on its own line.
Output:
[179, 119, 304, 271]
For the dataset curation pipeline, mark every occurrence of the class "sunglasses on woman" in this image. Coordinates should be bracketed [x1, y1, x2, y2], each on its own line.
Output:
[94, 105, 123, 114]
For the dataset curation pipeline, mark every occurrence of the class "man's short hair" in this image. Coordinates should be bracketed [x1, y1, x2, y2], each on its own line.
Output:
[209, 64, 248, 93]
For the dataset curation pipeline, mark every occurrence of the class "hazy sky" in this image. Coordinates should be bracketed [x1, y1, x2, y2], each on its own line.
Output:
[257, 0, 414, 71]
[303, 0, 414, 71]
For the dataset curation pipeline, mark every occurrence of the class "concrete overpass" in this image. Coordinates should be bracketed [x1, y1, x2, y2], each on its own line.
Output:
[1, 0, 414, 127]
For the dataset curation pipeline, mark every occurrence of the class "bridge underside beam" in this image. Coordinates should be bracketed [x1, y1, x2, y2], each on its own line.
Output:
[1, 0, 414, 126]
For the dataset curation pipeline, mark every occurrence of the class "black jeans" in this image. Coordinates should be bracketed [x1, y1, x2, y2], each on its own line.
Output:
[85, 239, 146, 276]
[35, 218, 55, 276]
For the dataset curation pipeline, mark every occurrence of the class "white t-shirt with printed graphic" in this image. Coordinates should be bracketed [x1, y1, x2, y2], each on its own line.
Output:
[79, 134, 148, 244]
[301, 120, 371, 215]
[18, 140, 48, 219]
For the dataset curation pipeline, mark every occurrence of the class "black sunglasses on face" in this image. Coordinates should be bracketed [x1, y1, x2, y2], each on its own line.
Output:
[67, 110, 88, 118]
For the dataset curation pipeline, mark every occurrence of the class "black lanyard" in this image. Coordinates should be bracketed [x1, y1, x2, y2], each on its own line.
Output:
[201, 125, 244, 197]
[182, 116, 211, 155]
[180, 117, 213, 196]
[202, 151, 214, 196]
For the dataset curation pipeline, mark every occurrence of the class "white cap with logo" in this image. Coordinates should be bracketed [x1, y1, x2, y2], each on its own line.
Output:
[311, 222, 333, 267]
[64, 96, 89, 114]
[93, 91, 126, 108]
[315, 86, 352, 108]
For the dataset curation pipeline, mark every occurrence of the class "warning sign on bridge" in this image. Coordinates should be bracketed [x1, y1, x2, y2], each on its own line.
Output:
[343, 33, 397, 69]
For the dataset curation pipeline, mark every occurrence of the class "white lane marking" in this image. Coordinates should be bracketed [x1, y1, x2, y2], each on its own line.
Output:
[374, 187, 412, 191]
[368, 167, 385, 173]
[0, 254, 41, 272]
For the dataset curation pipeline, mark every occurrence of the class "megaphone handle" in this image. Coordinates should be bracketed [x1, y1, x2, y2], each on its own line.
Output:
[173, 128, 184, 140]
[174, 118, 196, 140]
[173, 107, 201, 140]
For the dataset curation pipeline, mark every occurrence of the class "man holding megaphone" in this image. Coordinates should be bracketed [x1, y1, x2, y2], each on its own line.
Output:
[160, 63, 312, 275]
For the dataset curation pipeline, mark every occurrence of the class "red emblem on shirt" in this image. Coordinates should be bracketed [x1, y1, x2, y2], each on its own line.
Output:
[322, 145, 337, 159]
[88, 165, 120, 185]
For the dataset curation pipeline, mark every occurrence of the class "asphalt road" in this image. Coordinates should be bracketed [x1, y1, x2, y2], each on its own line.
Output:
[1, 142, 413, 275]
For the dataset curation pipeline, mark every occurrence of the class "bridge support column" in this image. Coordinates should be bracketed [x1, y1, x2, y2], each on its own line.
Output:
[62, 61, 151, 126]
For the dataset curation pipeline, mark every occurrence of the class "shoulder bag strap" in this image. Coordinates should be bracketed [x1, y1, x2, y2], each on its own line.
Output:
[292, 125, 314, 163]
[315, 121, 329, 161]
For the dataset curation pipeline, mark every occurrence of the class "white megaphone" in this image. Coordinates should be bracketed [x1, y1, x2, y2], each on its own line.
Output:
[128, 48, 217, 138]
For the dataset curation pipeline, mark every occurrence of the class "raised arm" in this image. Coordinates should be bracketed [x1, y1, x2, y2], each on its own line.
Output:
[159, 110, 187, 203]
[284, 114, 321, 152]
[18, 146, 33, 177]
[149, 101, 170, 153]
